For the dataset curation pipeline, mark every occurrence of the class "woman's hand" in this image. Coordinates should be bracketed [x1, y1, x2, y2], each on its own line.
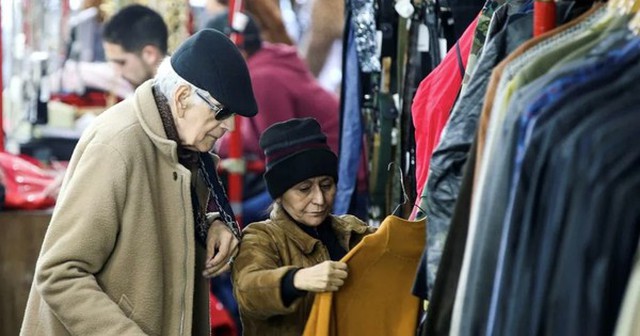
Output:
[293, 261, 348, 292]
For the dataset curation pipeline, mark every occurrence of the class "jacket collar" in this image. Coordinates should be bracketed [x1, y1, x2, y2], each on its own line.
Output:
[271, 208, 368, 254]
[132, 80, 180, 163]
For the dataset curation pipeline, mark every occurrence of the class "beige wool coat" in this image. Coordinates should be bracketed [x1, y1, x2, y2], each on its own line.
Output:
[232, 209, 375, 336]
[20, 81, 212, 336]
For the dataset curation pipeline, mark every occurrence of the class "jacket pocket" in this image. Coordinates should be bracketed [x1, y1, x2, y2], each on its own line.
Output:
[118, 294, 136, 319]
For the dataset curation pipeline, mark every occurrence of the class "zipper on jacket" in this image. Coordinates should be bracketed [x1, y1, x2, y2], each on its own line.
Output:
[179, 173, 188, 336]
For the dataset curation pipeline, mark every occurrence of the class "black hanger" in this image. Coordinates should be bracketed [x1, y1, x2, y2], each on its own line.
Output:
[388, 162, 426, 217]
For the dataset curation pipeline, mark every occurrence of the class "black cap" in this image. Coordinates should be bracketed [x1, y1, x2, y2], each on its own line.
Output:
[260, 118, 338, 199]
[171, 29, 258, 117]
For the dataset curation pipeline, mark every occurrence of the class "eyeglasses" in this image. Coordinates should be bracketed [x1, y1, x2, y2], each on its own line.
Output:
[195, 90, 234, 121]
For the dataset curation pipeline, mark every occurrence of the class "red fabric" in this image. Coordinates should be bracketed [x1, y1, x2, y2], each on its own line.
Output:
[411, 17, 478, 199]
[50, 90, 119, 107]
[216, 43, 340, 159]
[0, 152, 57, 210]
[209, 291, 237, 336]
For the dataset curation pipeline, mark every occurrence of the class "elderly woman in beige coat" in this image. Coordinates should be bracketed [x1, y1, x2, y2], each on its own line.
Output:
[232, 118, 375, 336]
[20, 29, 257, 336]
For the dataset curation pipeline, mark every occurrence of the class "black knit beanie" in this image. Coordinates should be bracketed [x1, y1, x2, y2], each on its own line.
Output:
[259, 118, 338, 199]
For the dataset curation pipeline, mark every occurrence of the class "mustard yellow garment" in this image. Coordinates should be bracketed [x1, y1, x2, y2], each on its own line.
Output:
[303, 215, 426, 336]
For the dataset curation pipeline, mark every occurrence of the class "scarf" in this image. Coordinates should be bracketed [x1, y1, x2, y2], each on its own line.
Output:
[152, 86, 241, 243]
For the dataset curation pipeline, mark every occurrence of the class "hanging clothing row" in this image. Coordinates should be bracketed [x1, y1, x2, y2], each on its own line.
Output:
[335, 0, 484, 224]
[414, 0, 640, 333]
[326, 1, 482, 334]
[410, 0, 595, 300]
[410, 13, 478, 298]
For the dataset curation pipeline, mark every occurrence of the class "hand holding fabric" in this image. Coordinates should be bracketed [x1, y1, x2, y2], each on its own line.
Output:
[293, 261, 348, 292]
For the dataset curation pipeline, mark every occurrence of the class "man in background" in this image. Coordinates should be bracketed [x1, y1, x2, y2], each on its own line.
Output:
[102, 4, 168, 88]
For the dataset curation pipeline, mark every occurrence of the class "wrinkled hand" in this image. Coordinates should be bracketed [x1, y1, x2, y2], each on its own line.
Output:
[293, 261, 348, 292]
[203, 219, 239, 278]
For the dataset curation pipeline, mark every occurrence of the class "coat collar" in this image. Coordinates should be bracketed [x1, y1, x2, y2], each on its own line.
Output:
[132, 80, 181, 163]
[271, 208, 368, 254]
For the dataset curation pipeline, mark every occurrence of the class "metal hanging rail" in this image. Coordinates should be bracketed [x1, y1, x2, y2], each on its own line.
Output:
[226, 0, 246, 226]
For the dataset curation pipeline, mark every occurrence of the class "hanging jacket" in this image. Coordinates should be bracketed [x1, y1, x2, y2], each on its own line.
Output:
[411, 16, 478, 203]
[333, 20, 365, 216]
[415, 1, 533, 298]
[303, 215, 426, 336]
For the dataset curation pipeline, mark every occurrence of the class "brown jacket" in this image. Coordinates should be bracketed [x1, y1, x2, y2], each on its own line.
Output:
[20, 81, 211, 336]
[232, 209, 374, 336]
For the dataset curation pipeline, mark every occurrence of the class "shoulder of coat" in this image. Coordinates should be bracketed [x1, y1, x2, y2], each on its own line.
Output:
[243, 220, 284, 236]
[332, 214, 369, 231]
[334, 214, 365, 225]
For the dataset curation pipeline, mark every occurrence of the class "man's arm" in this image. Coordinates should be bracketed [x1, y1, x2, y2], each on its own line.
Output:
[35, 142, 146, 335]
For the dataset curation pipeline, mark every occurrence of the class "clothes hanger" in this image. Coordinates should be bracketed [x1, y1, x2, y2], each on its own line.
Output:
[387, 162, 426, 218]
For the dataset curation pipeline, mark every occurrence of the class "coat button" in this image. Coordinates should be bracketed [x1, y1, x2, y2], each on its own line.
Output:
[173, 172, 178, 180]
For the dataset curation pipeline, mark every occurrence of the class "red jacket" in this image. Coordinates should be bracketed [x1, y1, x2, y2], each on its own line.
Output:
[411, 17, 478, 199]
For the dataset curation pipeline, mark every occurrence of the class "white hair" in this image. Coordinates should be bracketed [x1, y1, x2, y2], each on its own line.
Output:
[153, 57, 200, 102]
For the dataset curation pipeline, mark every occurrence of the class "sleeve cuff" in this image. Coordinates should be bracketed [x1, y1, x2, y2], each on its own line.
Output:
[208, 212, 242, 239]
[281, 268, 307, 307]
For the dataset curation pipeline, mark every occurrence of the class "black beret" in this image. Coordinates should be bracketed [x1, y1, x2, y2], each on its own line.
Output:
[171, 29, 258, 117]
